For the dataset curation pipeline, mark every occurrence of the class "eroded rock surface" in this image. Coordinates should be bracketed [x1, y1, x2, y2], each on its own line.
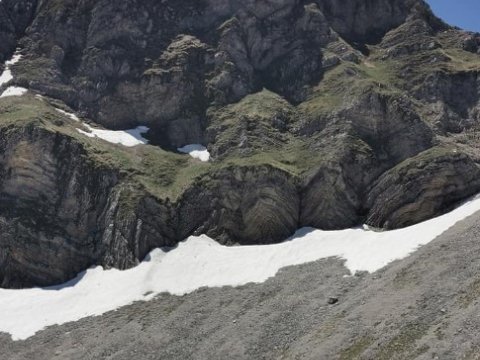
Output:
[0, 117, 176, 288]
[178, 165, 299, 245]
[1, 0, 480, 287]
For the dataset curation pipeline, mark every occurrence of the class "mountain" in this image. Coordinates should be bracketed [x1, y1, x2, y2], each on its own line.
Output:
[0, 0, 479, 289]
[3, 208, 480, 359]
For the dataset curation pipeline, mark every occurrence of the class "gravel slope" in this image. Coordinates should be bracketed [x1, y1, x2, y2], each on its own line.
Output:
[2, 211, 480, 359]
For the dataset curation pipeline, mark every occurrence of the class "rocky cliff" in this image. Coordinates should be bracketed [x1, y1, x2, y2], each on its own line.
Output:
[0, 0, 480, 288]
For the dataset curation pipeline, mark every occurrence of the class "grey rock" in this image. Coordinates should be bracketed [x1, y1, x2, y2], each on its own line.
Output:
[178, 165, 299, 245]
[0, 125, 175, 288]
[2, 0, 480, 289]
[366, 147, 480, 229]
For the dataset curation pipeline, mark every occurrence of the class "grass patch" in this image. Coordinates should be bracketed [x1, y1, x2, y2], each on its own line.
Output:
[376, 323, 429, 360]
[300, 59, 402, 120]
[219, 141, 316, 177]
[339, 336, 374, 360]
[457, 277, 480, 308]
[441, 48, 480, 72]
[0, 95, 212, 201]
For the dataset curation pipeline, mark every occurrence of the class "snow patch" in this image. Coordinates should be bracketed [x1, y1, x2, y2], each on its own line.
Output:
[178, 144, 210, 162]
[0, 86, 28, 98]
[0, 52, 22, 87]
[52, 106, 148, 147]
[2, 194, 480, 340]
[55, 108, 80, 122]
[77, 124, 149, 147]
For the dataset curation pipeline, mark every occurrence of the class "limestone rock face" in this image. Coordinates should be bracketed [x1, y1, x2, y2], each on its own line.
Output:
[1, 0, 480, 288]
[0, 125, 175, 288]
[0, 127, 112, 287]
[414, 71, 480, 133]
[178, 166, 299, 245]
[366, 148, 480, 229]
[0, 0, 37, 61]
[11, 0, 432, 138]
[316, 0, 427, 43]
[299, 141, 378, 230]
[344, 91, 434, 164]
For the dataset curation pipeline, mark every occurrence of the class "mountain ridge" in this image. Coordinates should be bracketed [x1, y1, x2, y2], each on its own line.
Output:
[0, 0, 479, 288]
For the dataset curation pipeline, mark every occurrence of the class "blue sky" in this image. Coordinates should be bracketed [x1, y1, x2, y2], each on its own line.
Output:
[426, 0, 480, 32]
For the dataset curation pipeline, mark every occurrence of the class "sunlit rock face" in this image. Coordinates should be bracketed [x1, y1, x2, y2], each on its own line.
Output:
[1, 0, 480, 288]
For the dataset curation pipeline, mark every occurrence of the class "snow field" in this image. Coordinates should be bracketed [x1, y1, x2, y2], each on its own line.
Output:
[2, 194, 480, 340]
[177, 144, 210, 162]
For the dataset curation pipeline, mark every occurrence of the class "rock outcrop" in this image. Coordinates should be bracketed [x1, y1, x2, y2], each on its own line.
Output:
[0, 0, 37, 61]
[0, 124, 115, 287]
[178, 165, 299, 245]
[0, 120, 175, 288]
[365, 147, 480, 229]
[10, 0, 436, 136]
[1, 0, 480, 288]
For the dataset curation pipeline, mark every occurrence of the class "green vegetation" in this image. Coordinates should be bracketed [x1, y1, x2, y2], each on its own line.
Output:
[37, 0, 80, 14]
[14, 57, 59, 86]
[385, 145, 460, 178]
[0, 95, 212, 201]
[442, 48, 480, 72]
[457, 277, 480, 308]
[220, 142, 317, 177]
[207, 89, 334, 176]
[376, 323, 429, 360]
[207, 89, 294, 153]
[339, 336, 374, 360]
[436, 30, 480, 72]
[299, 58, 401, 121]
[2, 24, 478, 206]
